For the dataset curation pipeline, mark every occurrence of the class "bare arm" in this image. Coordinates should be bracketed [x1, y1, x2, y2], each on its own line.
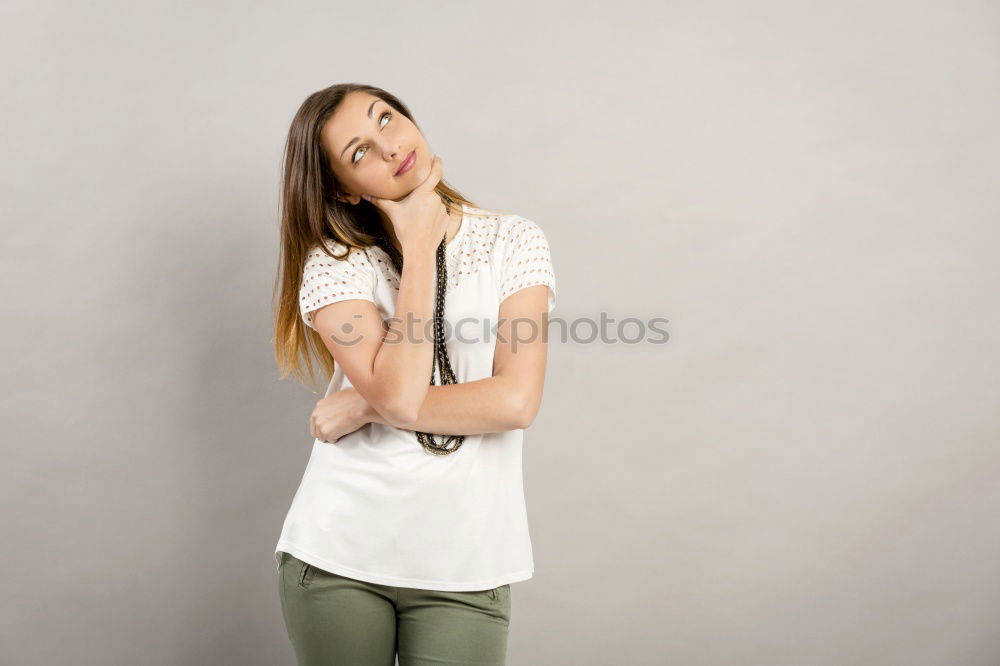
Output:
[366, 375, 523, 434]
[311, 251, 437, 428]
[311, 157, 450, 428]
[361, 284, 552, 434]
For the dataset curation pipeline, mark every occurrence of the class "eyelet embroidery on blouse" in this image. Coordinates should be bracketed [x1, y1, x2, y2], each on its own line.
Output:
[497, 216, 557, 304]
[299, 245, 374, 329]
[365, 211, 499, 296]
[299, 210, 556, 328]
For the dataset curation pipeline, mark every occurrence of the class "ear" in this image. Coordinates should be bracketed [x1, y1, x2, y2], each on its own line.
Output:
[334, 191, 362, 205]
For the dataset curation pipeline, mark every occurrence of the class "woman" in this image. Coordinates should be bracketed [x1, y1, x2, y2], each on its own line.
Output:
[271, 83, 557, 666]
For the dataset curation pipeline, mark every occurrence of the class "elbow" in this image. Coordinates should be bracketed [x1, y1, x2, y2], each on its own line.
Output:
[509, 393, 540, 430]
[382, 398, 421, 430]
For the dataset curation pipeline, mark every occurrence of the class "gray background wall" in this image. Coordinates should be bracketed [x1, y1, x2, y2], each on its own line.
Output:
[3, 1, 998, 664]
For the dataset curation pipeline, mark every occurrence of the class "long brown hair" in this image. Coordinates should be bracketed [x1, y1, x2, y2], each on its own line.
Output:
[272, 83, 502, 390]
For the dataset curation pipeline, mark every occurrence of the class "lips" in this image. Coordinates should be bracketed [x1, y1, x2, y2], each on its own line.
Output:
[395, 149, 416, 176]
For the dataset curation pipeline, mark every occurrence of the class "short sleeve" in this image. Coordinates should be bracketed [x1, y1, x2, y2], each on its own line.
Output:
[498, 216, 557, 314]
[299, 243, 377, 331]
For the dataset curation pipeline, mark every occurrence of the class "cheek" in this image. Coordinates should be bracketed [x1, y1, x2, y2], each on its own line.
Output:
[395, 121, 421, 145]
[332, 164, 357, 189]
[359, 167, 388, 186]
[357, 167, 396, 196]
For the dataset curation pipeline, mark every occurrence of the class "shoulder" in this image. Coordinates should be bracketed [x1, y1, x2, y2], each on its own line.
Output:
[301, 238, 376, 292]
[462, 206, 549, 255]
[298, 238, 378, 326]
[304, 238, 372, 271]
[493, 212, 551, 260]
[500, 213, 547, 239]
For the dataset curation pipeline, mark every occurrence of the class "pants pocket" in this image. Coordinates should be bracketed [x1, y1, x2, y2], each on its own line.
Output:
[486, 585, 509, 604]
[294, 557, 316, 590]
[497, 584, 512, 624]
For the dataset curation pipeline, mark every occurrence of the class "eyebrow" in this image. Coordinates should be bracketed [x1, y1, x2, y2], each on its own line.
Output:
[339, 99, 380, 161]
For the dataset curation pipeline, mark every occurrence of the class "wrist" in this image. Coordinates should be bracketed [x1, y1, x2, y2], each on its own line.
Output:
[353, 390, 381, 425]
[400, 246, 438, 266]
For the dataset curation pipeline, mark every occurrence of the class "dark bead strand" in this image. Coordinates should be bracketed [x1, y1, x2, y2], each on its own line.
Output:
[376, 194, 465, 455]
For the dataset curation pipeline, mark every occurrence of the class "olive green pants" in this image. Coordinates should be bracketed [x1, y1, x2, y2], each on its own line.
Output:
[277, 552, 512, 665]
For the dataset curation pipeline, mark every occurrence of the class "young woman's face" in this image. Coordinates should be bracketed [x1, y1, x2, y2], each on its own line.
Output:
[322, 91, 433, 205]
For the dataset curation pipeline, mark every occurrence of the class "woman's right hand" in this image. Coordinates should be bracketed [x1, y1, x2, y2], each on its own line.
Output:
[362, 154, 450, 258]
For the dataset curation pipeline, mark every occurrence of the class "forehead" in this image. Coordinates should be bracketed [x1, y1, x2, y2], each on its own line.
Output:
[322, 92, 384, 145]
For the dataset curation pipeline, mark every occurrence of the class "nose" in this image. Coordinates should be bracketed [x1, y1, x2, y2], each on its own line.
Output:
[377, 136, 401, 160]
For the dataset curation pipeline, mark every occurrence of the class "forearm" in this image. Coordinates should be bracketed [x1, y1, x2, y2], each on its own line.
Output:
[366, 375, 527, 435]
[370, 251, 437, 421]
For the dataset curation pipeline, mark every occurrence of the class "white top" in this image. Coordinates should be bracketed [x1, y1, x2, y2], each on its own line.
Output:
[274, 203, 557, 591]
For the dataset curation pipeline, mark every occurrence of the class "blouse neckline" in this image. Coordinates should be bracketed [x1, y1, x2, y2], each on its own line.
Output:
[446, 203, 469, 254]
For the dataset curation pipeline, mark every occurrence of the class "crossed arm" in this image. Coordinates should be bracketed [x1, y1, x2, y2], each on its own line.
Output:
[309, 283, 552, 441]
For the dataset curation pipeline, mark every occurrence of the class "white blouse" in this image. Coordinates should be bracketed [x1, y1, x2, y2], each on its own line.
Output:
[274, 203, 557, 591]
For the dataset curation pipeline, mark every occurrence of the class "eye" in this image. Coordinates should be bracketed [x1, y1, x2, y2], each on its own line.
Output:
[352, 111, 392, 164]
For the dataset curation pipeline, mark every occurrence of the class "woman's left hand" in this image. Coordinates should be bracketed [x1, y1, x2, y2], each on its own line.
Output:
[310, 388, 372, 443]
